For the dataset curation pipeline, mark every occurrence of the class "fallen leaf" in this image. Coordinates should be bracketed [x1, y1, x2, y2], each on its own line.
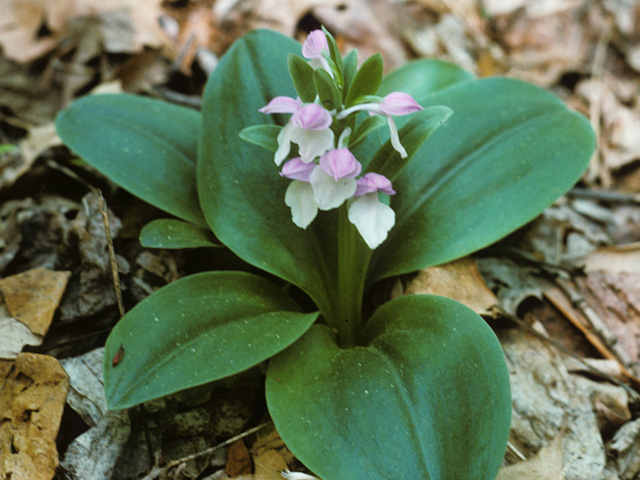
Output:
[254, 449, 288, 480]
[499, 326, 609, 478]
[0, 353, 69, 480]
[226, 439, 253, 476]
[608, 417, 640, 479]
[477, 256, 553, 316]
[0, 306, 42, 358]
[0, 268, 71, 336]
[0, 0, 166, 62]
[0, 57, 62, 124]
[59, 348, 131, 480]
[397, 256, 497, 315]
[585, 243, 640, 273]
[498, 433, 564, 480]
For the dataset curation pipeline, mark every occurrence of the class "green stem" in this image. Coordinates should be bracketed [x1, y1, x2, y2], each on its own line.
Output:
[334, 205, 371, 348]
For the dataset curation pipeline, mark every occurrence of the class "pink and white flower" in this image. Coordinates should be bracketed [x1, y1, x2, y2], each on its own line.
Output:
[260, 98, 335, 165]
[311, 148, 362, 210]
[348, 173, 396, 249]
[337, 92, 423, 158]
[301, 29, 331, 74]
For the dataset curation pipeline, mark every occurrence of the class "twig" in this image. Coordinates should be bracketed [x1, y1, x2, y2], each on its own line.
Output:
[554, 277, 635, 370]
[94, 188, 125, 318]
[507, 440, 527, 461]
[497, 308, 640, 402]
[45, 160, 125, 318]
[568, 187, 640, 204]
[139, 422, 271, 480]
[586, 18, 613, 186]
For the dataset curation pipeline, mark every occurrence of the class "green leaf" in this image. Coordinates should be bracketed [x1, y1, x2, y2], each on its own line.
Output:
[0, 144, 17, 154]
[55, 94, 206, 227]
[267, 295, 511, 480]
[314, 69, 342, 111]
[140, 219, 221, 249]
[368, 77, 596, 283]
[239, 124, 281, 152]
[366, 105, 453, 181]
[378, 58, 475, 98]
[288, 54, 316, 103]
[342, 49, 358, 94]
[198, 30, 351, 321]
[349, 115, 386, 149]
[322, 26, 343, 86]
[344, 53, 383, 107]
[104, 271, 318, 409]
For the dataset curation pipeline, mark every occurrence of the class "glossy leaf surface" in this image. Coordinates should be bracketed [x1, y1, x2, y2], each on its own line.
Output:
[365, 105, 452, 181]
[267, 295, 511, 480]
[198, 31, 471, 320]
[104, 271, 318, 409]
[56, 93, 206, 226]
[198, 30, 342, 319]
[140, 219, 220, 249]
[368, 75, 596, 283]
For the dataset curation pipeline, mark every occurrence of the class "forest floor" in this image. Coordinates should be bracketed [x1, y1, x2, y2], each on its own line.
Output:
[1, 0, 640, 479]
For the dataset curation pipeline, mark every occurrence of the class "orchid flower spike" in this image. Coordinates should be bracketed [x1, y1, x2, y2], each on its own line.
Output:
[301, 29, 331, 74]
[260, 98, 335, 165]
[337, 92, 423, 158]
[348, 172, 397, 249]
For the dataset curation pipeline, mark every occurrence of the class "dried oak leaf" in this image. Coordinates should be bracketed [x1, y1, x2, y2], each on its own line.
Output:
[0, 353, 69, 480]
[0, 268, 71, 336]
[395, 256, 497, 316]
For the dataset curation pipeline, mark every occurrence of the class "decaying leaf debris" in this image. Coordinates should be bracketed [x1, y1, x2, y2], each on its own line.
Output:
[1, 0, 640, 478]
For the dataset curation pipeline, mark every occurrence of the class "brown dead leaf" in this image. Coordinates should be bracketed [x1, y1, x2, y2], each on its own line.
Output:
[0, 57, 62, 124]
[254, 449, 288, 480]
[19, 123, 61, 166]
[494, 4, 600, 86]
[577, 78, 640, 177]
[226, 439, 253, 477]
[0, 305, 42, 358]
[0, 353, 69, 480]
[0, 0, 166, 63]
[498, 433, 564, 480]
[0, 268, 71, 336]
[585, 243, 640, 273]
[397, 256, 497, 315]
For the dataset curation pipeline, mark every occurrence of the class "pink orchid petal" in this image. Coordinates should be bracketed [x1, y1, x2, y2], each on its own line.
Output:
[319, 148, 362, 180]
[292, 104, 333, 130]
[355, 172, 396, 196]
[379, 92, 423, 116]
[280, 157, 316, 182]
[302, 30, 329, 59]
[259, 96, 301, 114]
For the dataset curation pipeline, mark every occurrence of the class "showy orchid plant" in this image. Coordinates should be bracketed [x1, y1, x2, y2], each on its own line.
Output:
[56, 28, 595, 480]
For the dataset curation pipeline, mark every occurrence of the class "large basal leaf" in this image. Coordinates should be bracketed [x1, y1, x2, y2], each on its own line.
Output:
[104, 271, 318, 409]
[368, 76, 596, 283]
[377, 58, 475, 98]
[198, 29, 341, 318]
[56, 93, 206, 226]
[198, 31, 471, 320]
[140, 218, 220, 249]
[266, 295, 511, 480]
